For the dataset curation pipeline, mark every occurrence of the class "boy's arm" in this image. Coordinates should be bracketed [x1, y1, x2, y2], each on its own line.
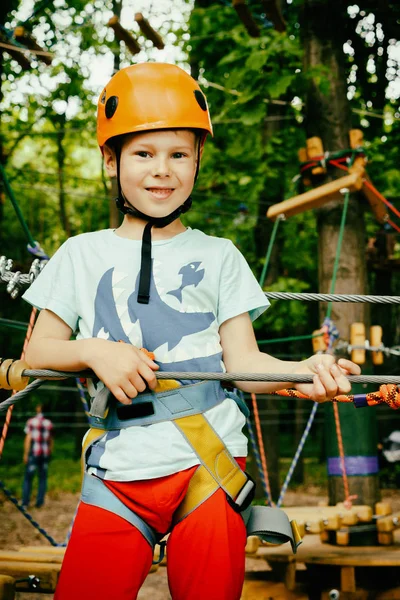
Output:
[25, 309, 159, 404]
[219, 312, 361, 402]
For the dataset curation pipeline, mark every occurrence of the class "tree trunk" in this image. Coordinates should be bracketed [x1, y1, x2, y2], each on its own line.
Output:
[302, 0, 379, 508]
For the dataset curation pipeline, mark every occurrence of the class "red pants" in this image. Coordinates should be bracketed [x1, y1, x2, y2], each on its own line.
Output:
[55, 458, 247, 600]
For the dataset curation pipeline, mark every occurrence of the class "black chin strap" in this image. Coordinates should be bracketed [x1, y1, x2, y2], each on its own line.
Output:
[114, 142, 197, 304]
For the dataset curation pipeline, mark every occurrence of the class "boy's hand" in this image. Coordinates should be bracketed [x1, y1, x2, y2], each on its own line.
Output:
[293, 355, 361, 403]
[85, 339, 159, 404]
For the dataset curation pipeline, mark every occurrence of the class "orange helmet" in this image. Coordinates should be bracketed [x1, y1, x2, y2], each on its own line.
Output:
[97, 62, 213, 149]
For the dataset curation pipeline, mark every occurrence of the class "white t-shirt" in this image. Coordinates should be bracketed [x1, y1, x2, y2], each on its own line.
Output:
[23, 227, 269, 481]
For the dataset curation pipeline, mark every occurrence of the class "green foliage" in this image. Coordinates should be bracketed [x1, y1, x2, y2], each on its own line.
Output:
[0, 0, 399, 361]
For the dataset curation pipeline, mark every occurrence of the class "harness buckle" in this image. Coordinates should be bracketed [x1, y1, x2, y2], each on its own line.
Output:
[226, 472, 256, 513]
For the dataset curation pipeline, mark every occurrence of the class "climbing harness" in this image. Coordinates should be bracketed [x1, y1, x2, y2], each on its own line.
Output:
[81, 378, 302, 558]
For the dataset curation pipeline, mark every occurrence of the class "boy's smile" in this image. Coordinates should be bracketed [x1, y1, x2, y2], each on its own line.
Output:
[146, 186, 175, 200]
[106, 129, 198, 221]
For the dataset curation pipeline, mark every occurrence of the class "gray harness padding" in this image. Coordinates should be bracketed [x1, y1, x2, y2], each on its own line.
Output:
[81, 473, 158, 549]
[81, 474, 301, 555]
[89, 380, 226, 428]
[242, 505, 301, 553]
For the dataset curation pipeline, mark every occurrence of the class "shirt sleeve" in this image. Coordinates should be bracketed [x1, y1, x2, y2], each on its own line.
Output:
[217, 240, 270, 326]
[22, 239, 79, 331]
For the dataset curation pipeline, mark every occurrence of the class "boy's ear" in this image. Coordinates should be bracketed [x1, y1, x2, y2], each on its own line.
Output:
[103, 144, 117, 178]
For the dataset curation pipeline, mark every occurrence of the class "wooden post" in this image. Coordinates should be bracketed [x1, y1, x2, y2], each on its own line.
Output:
[301, 0, 380, 508]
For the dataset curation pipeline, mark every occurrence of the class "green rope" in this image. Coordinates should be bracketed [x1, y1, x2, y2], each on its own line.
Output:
[326, 190, 351, 320]
[259, 215, 283, 288]
[258, 332, 323, 345]
[300, 147, 365, 171]
[0, 163, 36, 247]
[0, 318, 28, 332]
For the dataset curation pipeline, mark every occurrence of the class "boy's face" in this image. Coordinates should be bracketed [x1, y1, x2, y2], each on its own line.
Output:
[105, 129, 198, 220]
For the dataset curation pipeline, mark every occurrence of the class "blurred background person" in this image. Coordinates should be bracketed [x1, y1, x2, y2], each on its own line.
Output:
[22, 402, 54, 508]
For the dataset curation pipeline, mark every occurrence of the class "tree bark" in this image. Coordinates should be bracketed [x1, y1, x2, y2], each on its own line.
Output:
[301, 0, 379, 507]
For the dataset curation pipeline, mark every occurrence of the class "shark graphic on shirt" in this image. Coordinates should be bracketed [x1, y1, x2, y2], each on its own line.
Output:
[167, 261, 205, 303]
[93, 261, 217, 356]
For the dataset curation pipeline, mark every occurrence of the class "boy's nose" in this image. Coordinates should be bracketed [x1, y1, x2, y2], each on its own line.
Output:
[152, 157, 170, 177]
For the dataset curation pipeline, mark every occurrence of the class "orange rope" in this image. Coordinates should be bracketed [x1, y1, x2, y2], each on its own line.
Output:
[274, 384, 400, 409]
[0, 307, 37, 460]
[332, 401, 357, 509]
[251, 393, 274, 505]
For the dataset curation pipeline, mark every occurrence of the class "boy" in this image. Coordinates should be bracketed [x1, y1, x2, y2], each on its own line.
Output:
[23, 63, 360, 600]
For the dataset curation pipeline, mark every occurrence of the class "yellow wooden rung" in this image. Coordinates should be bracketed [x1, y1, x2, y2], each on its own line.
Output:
[370, 325, 384, 366]
[377, 516, 396, 533]
[375, 501, 392, 516]
[349, 129, 364, 149]
[350, 322, 366, 365]
[378, 531, 394, 546]
[306, 136, 326, 175]
[245, 536, 260, 555]
[312, 329, 327, 353]
[336, 529, 349, 546]
[0, 359, 14, 390]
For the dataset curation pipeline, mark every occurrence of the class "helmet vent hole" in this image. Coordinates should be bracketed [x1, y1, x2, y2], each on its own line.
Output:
[194, 90, 207, 111]
[105, 96, 119, 119]
[100, 90, 106, 104]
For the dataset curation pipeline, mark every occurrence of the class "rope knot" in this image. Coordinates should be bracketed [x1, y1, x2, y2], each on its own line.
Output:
[380, 384, 400, 410]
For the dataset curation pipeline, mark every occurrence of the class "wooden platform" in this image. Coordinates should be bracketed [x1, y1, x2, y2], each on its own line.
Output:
[260, 530, 400, 599]
[0, 545, 160, 598]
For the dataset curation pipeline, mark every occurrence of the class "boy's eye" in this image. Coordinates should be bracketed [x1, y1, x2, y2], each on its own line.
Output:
[172, 152, 186, 159]
[136, 151, 150, 158]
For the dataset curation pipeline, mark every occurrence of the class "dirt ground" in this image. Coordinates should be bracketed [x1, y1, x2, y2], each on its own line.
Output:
[1, 488, 400, 599]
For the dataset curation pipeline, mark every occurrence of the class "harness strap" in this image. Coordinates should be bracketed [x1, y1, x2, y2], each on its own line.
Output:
[173, 413, 250, 522]
[81, 473, 158, 550]
[81, 427, 105, 477]
[242, 505, 302, 553]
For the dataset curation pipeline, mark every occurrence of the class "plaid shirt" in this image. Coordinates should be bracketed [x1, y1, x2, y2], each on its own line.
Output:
[24, 413, 53, 458]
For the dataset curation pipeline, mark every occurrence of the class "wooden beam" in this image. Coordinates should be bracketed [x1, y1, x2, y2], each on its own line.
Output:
[361, 178, 388, 224]
[134, 13, 165, 49]
[232, 0, 260, 38]
[13, 26, 52, 65]
[266, 172, 363, 220]
[108, 16, 141, 55]
[0, 561, 60, 593]
[0, 34, 31, 71]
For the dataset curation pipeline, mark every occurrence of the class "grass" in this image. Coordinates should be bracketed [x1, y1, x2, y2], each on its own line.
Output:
[0, 435, 82, 499]
[0, 434, 330, 502]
